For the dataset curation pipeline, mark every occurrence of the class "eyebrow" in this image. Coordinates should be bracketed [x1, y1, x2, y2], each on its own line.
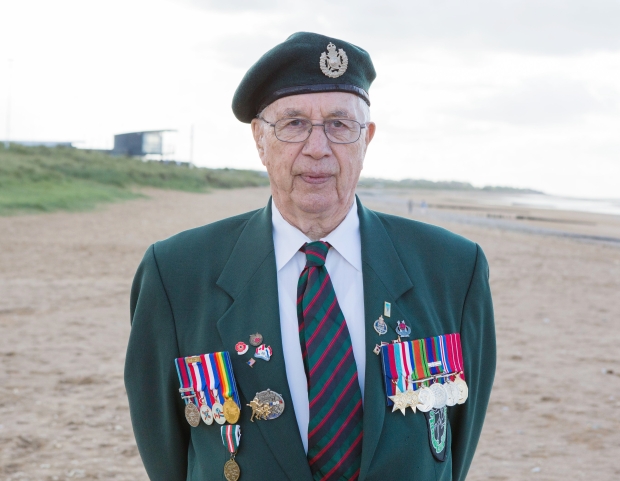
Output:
[279, 108, 352, 118]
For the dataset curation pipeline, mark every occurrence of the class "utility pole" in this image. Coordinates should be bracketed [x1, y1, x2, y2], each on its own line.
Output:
[189, 123, 194, 164]
[4, 59, 12, 149]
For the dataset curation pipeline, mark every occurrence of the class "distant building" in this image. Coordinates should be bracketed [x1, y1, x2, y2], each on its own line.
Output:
[112, 130, 177, 160]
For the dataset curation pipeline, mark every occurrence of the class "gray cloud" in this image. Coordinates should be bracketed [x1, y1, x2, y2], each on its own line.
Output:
[179, 0, 620, 56]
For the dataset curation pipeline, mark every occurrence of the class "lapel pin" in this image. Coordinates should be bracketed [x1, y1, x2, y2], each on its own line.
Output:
[395, 320, 411, 337]
[247, 389, 285, 421]
[247, 359, 256, 367]
[235, 342, 249, 355]
[374, 315, 388, 335]
[384, 302, 391, 317]
[249, 333, 263, 346]
[254, 345, 272, 361]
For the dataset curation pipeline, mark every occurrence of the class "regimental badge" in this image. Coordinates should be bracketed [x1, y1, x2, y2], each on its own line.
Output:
[247, 389, 285, 422]
[319, 42, 348, 78]
[374, 315, 388, 335]
[395, 320, 411, 337]
[424, 406, 448, 462]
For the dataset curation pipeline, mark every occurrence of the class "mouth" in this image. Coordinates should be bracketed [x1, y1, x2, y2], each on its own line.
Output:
[299, 174, 332, 185]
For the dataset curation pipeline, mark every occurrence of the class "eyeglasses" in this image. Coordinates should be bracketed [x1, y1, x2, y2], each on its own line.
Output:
[258, 117, 366, 144]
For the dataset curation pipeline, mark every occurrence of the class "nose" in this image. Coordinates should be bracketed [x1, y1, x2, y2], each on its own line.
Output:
[301, 123, 332, 159]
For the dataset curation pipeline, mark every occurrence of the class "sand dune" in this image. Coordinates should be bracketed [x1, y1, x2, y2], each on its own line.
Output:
[1, 187, 619, 480]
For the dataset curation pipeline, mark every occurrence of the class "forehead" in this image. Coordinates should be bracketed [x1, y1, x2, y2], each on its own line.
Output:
[265, 92, 365, 119]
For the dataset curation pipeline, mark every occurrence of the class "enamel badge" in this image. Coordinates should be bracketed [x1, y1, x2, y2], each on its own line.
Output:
[374, 315, 388, 335]
[319, 42, 348, 78]
[395, 320, 411, 337]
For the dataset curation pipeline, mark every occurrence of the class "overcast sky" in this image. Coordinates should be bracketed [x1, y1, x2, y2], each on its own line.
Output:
[0, 0, 619, 198]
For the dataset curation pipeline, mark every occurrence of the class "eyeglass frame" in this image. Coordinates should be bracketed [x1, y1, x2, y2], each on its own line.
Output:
[257, 116, 367, 144]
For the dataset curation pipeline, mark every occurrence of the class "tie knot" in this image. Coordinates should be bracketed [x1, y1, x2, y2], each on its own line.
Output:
[302, 241, 330, 267]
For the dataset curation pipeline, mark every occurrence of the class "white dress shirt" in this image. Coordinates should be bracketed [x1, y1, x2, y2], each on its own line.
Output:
[271, 200, 366, 454]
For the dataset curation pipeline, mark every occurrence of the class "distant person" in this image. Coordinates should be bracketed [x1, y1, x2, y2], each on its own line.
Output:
[408, 198, 414, 214]
[125, 32, 496, 481]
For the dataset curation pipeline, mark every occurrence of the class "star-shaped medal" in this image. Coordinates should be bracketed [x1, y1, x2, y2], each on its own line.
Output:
[404, 388, 419, 413]
[388, 387, 410, 415]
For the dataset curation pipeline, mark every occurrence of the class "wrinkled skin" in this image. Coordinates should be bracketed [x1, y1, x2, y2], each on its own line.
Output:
[251, 92, 376, 240]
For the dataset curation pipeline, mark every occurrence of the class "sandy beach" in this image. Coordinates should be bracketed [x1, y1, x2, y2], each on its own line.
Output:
[1, 187, 619, 481]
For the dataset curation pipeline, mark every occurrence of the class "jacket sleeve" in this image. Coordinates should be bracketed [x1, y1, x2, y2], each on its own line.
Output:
[124, 244, 190, 480]
[450, 244, 497, 481]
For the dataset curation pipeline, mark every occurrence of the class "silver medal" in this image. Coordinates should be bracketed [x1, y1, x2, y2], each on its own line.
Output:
[430, 383, 448, 409]
[416, 386, 435, 412]
[444, 382, 459, 407]
[454, 376, 469, 404]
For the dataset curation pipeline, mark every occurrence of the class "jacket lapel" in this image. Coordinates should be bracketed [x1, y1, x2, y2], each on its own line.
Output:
[216, 202, 313, 481]
[357, 199, 414, 481]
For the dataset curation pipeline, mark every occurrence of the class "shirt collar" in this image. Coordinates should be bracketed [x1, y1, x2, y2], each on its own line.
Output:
[271, 199, 362, 272]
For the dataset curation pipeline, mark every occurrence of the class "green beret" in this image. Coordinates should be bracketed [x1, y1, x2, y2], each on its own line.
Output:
[232, 32, 376, 123]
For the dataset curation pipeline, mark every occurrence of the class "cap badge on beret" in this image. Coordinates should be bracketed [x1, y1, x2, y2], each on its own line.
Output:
[319, 42, 348, 78]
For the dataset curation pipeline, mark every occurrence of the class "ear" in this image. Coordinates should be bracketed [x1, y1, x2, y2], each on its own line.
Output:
[251, 118, 266, 163]
[366, 121, 376, 145]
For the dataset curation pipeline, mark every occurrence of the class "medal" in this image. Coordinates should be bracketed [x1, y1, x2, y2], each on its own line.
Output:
[235, 342, 248, 355]
[249, 333, 263, 346]
[224, 397, 241, 424]
[395, 320, 411, 337]
[430, 383, 448, 409]
[221, 425, 241, 481]
[388, 386, 409, 415]
[405, 388, 419, 413]
[444, 381, 459, 407]
[200, 403, 214, 425]
[416, 386, 435, 412]
[454, 373, 469, 404]
[212, 402, 225, 424]
[184, 402, 201, 427]
[374, 315, 388, 335]
[247, 389, 285, 421]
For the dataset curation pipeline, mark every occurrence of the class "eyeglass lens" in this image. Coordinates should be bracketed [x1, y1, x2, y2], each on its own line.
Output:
[274, 118, 362, 143]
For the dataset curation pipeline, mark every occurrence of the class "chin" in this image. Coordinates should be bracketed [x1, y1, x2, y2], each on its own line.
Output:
[294, 192, 339, 215]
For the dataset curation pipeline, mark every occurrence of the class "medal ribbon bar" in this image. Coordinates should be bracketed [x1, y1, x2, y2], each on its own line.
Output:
[381, 333, 465, 406]
[174, 357, 196, 406]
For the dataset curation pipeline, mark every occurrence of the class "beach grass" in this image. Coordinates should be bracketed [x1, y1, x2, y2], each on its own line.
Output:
[0, 144, 269, 214]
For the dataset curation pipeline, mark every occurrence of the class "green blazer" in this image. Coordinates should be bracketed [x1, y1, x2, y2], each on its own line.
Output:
[125, 198, 496, 481]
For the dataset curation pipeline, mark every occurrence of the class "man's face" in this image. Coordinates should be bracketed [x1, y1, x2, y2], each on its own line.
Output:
[251, 92, 376, 218]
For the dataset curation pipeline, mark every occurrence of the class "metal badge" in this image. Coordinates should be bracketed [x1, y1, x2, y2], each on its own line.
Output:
[224, 458, 241, 481]
[383, 302, 391, 318]
[247, 389, 285, 421]
[223, 398, 241, 424]
[319, 42, 348, 78]
[247, 358, 256, 368]
[416, 386, 435, 413]
[430, 383, 448, 409]
[395, 320, 411, 337]
[388, 387, 410, 415]
[373, 315, 388, 335]
[184, 402, 201, 427]
[235, 342, 249, 355]
[212, 402, 226, 425]
[200, 404, 214, 425]
[249, 333, 263, 347]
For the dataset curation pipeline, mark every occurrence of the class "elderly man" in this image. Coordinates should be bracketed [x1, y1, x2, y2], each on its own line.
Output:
[125, 32, 495, 481]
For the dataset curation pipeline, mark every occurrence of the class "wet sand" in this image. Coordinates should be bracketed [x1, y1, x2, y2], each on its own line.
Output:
[1, 187, 619, 480]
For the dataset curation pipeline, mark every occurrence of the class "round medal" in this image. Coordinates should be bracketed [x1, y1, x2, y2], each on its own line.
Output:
[224, 398, 241, 424]
[430, 383, 448, 409]
[200, 404, 214, 425]
[454, 375, 469, 404]
[184, 402, 201, 427]
[257, 389, 285, 420]
[223, 458, 241, 481]
[373, 316, 388, 335]
[444, 382, 459, 407]
[212, 402, 226, 424]
[249, 333, 263, 346]
[416, 386, 435, 412]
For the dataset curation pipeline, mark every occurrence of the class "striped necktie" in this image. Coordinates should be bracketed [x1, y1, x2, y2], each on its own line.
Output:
[297, 241, 363, 481]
